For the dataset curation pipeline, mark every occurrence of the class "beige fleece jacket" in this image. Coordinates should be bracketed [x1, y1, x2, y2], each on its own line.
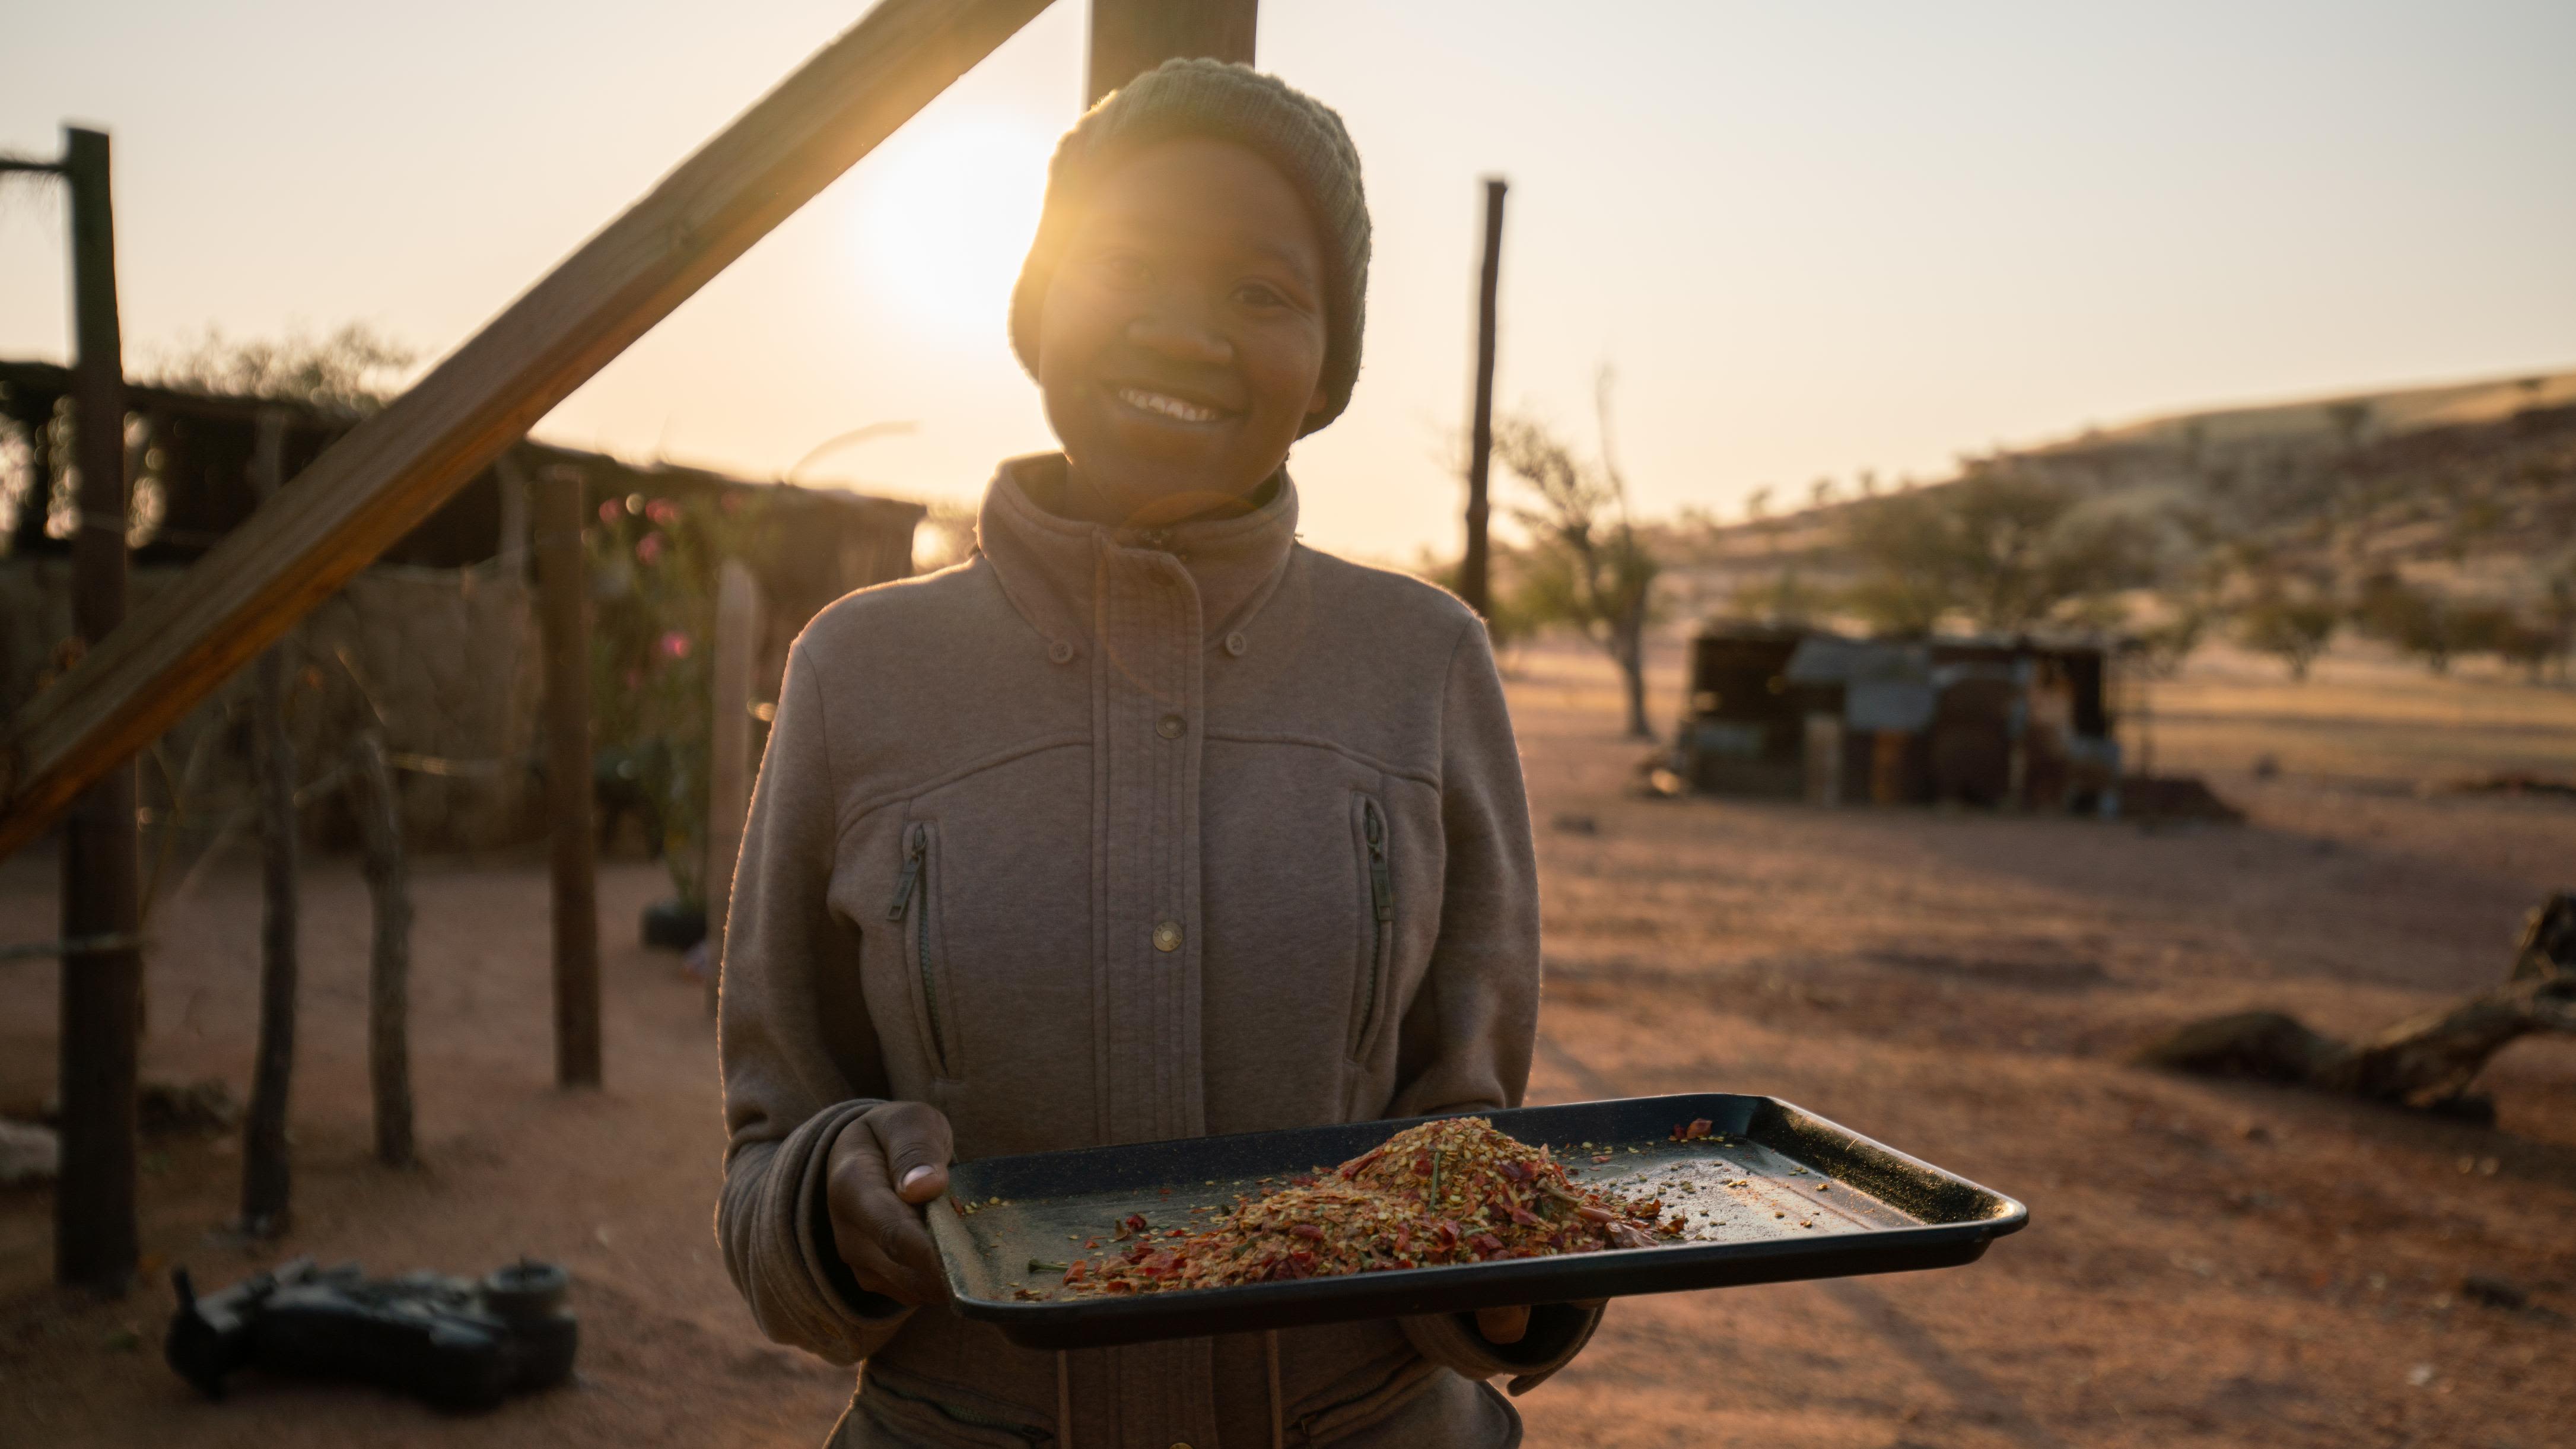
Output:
[718, 457, 1601, 1448]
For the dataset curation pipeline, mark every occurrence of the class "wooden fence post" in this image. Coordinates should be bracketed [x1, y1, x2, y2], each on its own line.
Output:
[238, 409, 298, 1234]
[536, 466, 601, 1088]
[348, 731, 414, 1167]
[704, 561, 764, 1016]
[54, 123, 143, 1291]
[1085, 0, 1255, 103]
[1460, 177, 1507, 619]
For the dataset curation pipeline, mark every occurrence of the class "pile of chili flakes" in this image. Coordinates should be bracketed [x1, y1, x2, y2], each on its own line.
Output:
[1050, 1117, 1680, 1297]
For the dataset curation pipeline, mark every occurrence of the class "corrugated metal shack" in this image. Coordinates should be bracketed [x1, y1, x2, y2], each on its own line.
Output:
[0, 358, 923, 851]
[1676, 622, 2122, 812]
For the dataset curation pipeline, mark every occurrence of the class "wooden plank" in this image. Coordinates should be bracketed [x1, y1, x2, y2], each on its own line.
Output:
[53, 125, 143, 1292]
[536, 466, 600, 1088]
[1086, 0, 1256, 104]
[0, 0, 1057, 862]
[703, 560, 764, 1016]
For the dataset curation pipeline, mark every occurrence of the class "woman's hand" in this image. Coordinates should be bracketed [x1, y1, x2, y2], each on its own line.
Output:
[1475, 1299, 1603, 1348]
[824, 1101, 956, 1307]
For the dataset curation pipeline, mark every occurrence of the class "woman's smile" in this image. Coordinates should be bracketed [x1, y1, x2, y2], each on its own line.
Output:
[1111, 384, 1230, 426]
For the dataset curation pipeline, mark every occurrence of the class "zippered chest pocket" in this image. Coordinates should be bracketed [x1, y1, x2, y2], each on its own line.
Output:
[1349, 794, 1395, 1058]
[885, 821, 958, 1078]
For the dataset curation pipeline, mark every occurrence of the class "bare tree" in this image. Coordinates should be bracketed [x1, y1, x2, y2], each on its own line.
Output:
[1494, 370, 1659, 738]
[152, 323, 414, 414]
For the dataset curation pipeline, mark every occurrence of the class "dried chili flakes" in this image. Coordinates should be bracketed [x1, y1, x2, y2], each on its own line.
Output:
[1059, 1118, 1669, 1298]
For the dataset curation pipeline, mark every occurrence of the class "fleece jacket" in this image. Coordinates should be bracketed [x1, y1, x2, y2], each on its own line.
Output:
[717, 455, 1602, 1447]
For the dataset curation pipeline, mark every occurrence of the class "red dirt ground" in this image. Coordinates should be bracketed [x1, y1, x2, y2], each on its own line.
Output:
[4, 644, 2571, 1448]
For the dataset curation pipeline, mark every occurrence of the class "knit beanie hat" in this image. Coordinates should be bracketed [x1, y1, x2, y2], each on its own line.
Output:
[1009, 58, 1371, 437]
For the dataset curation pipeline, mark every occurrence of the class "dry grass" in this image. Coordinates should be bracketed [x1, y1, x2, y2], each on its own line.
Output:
[2137, 641, 2576, 790]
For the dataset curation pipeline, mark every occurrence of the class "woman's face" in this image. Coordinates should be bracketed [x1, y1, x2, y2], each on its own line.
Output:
[1037, 137, 1330, 526]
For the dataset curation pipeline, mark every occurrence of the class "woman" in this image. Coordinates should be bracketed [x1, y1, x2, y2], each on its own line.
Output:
[718, 59, 1604, 1447]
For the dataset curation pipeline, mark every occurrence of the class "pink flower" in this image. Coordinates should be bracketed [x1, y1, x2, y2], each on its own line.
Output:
[635, 532, 666, 565]
[597, 499, 621, 525]
[645, 497, 682, 526]
[657, 630, 692, 660]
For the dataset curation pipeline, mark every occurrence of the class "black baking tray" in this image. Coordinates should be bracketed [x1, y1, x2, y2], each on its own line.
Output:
[928, 1094, 2027, 1349]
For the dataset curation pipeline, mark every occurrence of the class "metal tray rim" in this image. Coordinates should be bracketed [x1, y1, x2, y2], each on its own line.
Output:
[931, 1093, 2026, 1348]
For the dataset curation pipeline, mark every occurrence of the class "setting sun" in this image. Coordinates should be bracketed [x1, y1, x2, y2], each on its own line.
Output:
[844, 110, 1055, 339]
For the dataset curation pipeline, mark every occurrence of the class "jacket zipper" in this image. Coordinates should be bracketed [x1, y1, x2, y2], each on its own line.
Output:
[1356, 798, 1394, 1050]
[886, 824, 949, 1073]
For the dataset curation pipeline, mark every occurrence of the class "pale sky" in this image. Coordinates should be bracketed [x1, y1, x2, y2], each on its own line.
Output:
[5, 1, 2571, 562]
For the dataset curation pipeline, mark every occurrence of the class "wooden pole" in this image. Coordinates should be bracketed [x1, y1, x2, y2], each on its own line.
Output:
[238, 411, 298, 1234]
[0, 0, 1058, 862]
[348, 730, 414, 1167]
[704, 560, 764, 1016]
[55, 124, 143, 1292]
[536, 466, 600, 1088]
[1085, 0, 1256, 104]
[1459, 177, 1507, 620]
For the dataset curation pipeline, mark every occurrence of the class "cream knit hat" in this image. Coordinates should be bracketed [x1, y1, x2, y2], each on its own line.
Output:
[1009, 59, 1372, 437]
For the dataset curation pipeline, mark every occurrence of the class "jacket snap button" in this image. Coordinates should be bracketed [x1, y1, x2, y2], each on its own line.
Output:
[1048, 639, 1076, 665]
[1152, 920, 1183, 953]
[1156, 713, 1185, 739]
[1223, 631, 1248, 657]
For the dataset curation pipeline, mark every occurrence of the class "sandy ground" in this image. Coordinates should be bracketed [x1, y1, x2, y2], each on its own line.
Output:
[4, 638, 2572, 1448]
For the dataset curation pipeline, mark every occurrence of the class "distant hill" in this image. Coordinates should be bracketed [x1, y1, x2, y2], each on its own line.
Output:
[2057, 369, 2576, 456]
[1664, 367, 2576, 635]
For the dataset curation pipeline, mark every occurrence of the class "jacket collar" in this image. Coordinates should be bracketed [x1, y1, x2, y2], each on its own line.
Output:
[977, 453, 1299, 650]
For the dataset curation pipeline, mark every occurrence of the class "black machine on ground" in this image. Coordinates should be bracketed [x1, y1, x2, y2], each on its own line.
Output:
[166, 1256, 577, 1410]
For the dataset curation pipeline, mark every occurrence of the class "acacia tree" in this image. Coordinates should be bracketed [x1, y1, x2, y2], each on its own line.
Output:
[2235, 586, 2339, 680]
[1494, 372, 1659, 738]
[1840, 465, 2155, 634]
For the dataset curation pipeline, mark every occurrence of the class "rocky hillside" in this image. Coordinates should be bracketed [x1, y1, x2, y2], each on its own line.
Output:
[1667, 368, 2576, 650]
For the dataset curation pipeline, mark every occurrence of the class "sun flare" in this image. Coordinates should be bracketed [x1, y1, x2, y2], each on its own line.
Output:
[847, 112, 1055, 338]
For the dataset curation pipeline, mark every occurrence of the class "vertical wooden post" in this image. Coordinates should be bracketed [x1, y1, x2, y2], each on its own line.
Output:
[55, 123, 142, 1291]
[1459, 176, 1508, 620]
[1871, 729, 1909, 806]
[348, 731, 414, 1167]
[535, 466, 600, 1088]
[1804, 714, 1843, 808]
[494, 450, 533, 573]
[238, 410, 298, 1234]
[704, 561, 764, 1016]
[1085, 0, 1257, 104]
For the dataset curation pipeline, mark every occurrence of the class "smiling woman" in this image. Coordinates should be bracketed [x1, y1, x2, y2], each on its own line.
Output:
[845, 112, 1055, 336]
[721, 60, 1580, 1449]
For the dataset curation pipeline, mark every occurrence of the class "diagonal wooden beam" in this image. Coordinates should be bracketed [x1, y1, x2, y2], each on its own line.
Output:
[0, 0, 1054, 861]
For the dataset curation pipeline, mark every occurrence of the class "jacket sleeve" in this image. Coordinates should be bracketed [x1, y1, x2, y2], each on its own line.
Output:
[716, 640, 911, 1365]
[1389, 617, 1607, 1392]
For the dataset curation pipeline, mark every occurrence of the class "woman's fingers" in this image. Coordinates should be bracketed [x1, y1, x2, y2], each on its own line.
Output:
[869, 1101, 955, 1205]
[1474, 1304, 1531, 1345]
[824, 1102, 956, 1306]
